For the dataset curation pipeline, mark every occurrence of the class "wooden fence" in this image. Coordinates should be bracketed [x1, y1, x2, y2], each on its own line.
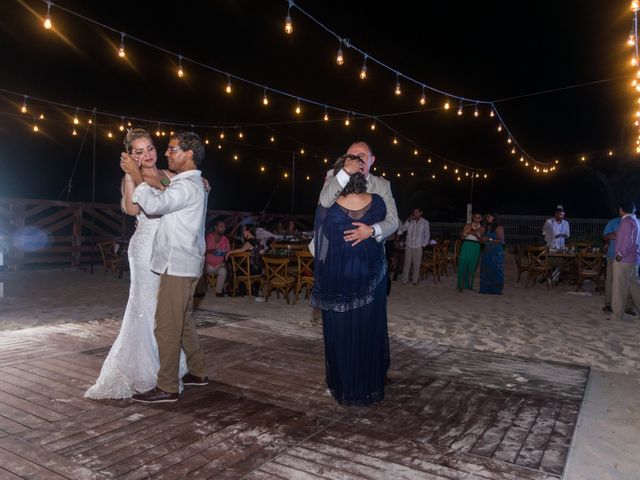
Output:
[0, 198, 313, 270]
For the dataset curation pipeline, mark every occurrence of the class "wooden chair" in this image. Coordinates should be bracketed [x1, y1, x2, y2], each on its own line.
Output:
[206, 274, 217, 293]
[420, 246, 441, 284]
[527, 246, 551, 289]
[262, 256, 295, 303]
[97, 241, 121, 275]
[446, 240, 461, 271]
[438, 240, 451, 276]
[228, 252, 263, 298]
[513, 246, 530, 283]
[294, 251, 314, 303]
[576, 252, 604, 291]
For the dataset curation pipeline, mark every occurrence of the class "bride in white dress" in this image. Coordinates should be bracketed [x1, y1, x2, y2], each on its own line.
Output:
[85, 129, 187, 399]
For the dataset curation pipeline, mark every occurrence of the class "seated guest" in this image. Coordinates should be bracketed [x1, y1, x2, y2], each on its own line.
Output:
[543, 205, 570, 251]
[204, 220, 230, 297]
[272, 221, 286, 236]
[226, 225, 261, 275]
[285, 219, 299, 237]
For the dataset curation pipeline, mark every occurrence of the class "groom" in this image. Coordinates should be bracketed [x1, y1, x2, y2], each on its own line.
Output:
[122, 131, 209, 403]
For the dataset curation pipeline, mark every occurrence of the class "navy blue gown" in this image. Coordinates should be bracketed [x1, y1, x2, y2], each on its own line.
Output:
[310, 194, 390, 406]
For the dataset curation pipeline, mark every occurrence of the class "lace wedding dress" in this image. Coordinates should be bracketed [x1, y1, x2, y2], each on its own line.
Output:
[85, 211, 187, 399]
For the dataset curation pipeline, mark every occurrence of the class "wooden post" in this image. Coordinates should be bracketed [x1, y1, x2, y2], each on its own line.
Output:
[72, 206, 82, 267]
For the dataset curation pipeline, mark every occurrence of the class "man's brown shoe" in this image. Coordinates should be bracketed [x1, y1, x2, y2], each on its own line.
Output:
[182, 373, 209, 386]
[132, 388, 178, 403]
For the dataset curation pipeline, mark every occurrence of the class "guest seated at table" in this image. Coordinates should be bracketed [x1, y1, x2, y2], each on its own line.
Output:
[285, 219, 299, 238]
[543, 205, 570, 251]
[272, 221, 286, 236]
[226, 225, 261, 275]
[204, 220, 230, 297]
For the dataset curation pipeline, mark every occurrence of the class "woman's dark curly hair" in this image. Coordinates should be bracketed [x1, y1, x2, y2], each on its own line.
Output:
[332, 154, 368, 196]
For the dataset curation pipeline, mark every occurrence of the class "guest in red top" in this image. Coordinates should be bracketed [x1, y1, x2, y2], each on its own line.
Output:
[204, 220, 230, 297]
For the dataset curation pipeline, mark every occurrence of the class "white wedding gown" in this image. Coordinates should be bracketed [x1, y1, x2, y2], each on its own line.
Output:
[85, 211, 187, 399]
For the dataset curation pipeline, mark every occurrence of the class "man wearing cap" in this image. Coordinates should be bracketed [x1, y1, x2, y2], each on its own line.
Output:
[542, 205, 570, 251]
[611, 201, 640, 321]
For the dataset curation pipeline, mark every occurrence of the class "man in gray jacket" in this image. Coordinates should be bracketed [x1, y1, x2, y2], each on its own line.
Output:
[319, 140, 398, 246]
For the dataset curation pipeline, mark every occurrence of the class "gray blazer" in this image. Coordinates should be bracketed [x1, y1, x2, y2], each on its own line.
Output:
[319, 170, 399, 242]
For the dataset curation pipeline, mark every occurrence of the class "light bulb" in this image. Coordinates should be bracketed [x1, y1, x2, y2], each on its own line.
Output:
[397, 173, 401, 177]
[344, 115, 350, 126]
[260, 166, 266, 172]
[205, 139, 209, 144]
[33, 124, 39, 132]
[370, 122, 376, 130]
[72, 129, 77, 136]
[118, 33, 126, 58]
[88, 118, 92, 124]
[457, 104, 463, 115]
[393, 137, 398, 145]
[73, 115, 79, 125]
[581, 156, 586, 161]
[628, 34, 636, 46]
[507, 137, 512, 144]
[489, 110, 495, 117]
[411, 172, 414, 176]
[270, 135, 275, 142]
[233, 154, 239, 160]
[219, 131, 225, 139]
[474, 106, 479, 117]
[394, 80, 401, 95]
[414, 149, 419, 155]
[632, 0, 639, 12]
[20, 104, 27, 114]
[323, 158, 328, 164]
[444, 165, 448, 170]
[262, 90, 269, 106]
[238, 131, 243, 139]
[306, 176, 310, 181]
[632, 56, 638, 67]
[295, 100, 301, 115]
[432, 174, 436, 179]
[457, 177, 461, 181]
[444, 99, 450, 110]
[497, 125, 503, 132]
[454, 168, 459, 174]
[427, 158, 432, 163]
[336, 46, 344, 65]
[360, 64, 367, 79]
[323, 109, 329, 121]
[609, 150, 613, 156]
[225, 78, 232, 94]
[299, 148, 305, 154]
[419, 93, 427, 106]
[520, 156, 524, 162]
[483, 173, 488, 178]
[119, 124, 125, 132]
[285, 14, 293, 34]
[284, 172, 289, 178]
[44, 15, 52, 29]
[108, 132, 113, 138]
[511, 147, 516, 154]
[177, 56, 184, 78]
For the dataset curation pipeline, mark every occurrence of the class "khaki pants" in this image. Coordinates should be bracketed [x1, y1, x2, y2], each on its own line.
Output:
[155, 274, 206, 393]
[205, 263, 227, 294]
[611, 262, 640, 321]
[402, 246, 423, 284]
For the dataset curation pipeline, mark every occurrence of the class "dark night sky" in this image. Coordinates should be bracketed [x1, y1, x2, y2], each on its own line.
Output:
[0, 0, 637, 220]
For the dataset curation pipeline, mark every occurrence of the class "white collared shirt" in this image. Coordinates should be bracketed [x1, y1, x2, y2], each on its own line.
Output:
[399, 217, 430, 248]
[543, 218, 570, 251]
[133, 170, 207, 277]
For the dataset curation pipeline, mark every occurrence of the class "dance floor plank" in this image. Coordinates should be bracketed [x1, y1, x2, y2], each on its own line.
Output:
[0, 314, 587, 479]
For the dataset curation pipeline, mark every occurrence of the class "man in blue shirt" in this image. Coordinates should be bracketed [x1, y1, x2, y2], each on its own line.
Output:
[603, 215, 635, 315]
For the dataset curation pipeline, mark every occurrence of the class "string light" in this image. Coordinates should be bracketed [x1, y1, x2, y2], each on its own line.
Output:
[336, 40, 344, 65]
[629, 33, 636, 46]
[444, 99, 450, 110]
[72, 129, 77, 136]
[392, 137, 398, 145]
[360, 55, 367, 79]
[119, 117, 125, 131]
[262, 89, 269, 106]
[33, 124, 39, 132]
[295, 99, 301, 115]
[633, 0, 640, 12]
[225, 75, 232, 94]
[73, 108, 79, 125]
[20, 95, 28, 114]
[233, 154, 239, 161]
[474, 103, 479, 117]
[177, 55, 184, 78]
[238, 130, 244, 139]
[283, 172, 289, 178]
[457, 101, 463, 116]
[413, 148, 419, 156]
[489, 109, 495, 118]
[284, 1, 293, 35]
[43, 1, 52, 29]
[306, 175, 311, 181]
[323, 108, 329, 121]
[118, 33, 126, 58]
[497, 124, 503, 132]
[107, 131, 113, 139]
[344, 112, 350, 126]
[370, 120, 376, 130]
[419, 87, 426, 106]
[270, 134, 275, 142]
[260, 165, 266, 172]
[219, 130, 225, 139]
[300, 148, 305, 154]
[39, 113, 45, 120]
[394, 72, 401, 95]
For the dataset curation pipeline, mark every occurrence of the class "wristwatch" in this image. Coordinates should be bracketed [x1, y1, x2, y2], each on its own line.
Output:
[370, 226, 376, 237]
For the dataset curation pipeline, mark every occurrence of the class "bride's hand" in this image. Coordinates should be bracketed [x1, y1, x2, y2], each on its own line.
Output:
[120, 152, 140, 175]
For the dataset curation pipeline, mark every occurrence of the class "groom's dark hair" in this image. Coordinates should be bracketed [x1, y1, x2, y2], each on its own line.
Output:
[171, 131, 205, 166]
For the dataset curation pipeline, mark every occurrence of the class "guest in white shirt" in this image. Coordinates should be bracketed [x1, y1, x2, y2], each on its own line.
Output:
[543, 205, 570, 251]
[122, 131, 209, 403]
[398, 208, 430, 285]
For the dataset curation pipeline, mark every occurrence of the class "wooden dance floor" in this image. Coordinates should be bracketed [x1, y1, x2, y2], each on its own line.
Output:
[0, 308, 588, 479]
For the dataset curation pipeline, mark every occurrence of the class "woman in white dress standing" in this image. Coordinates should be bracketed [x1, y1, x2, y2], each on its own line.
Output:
[85, 128, 186, 399]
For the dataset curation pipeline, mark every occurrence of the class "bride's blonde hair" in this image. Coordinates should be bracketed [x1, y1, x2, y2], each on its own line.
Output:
[120, 128, 154, 212]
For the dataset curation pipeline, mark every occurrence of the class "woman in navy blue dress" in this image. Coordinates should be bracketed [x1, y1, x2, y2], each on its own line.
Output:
[311, 156, 389, 406]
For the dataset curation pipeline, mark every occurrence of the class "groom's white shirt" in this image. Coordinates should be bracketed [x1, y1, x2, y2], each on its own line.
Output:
[133, 170, 207, 277]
